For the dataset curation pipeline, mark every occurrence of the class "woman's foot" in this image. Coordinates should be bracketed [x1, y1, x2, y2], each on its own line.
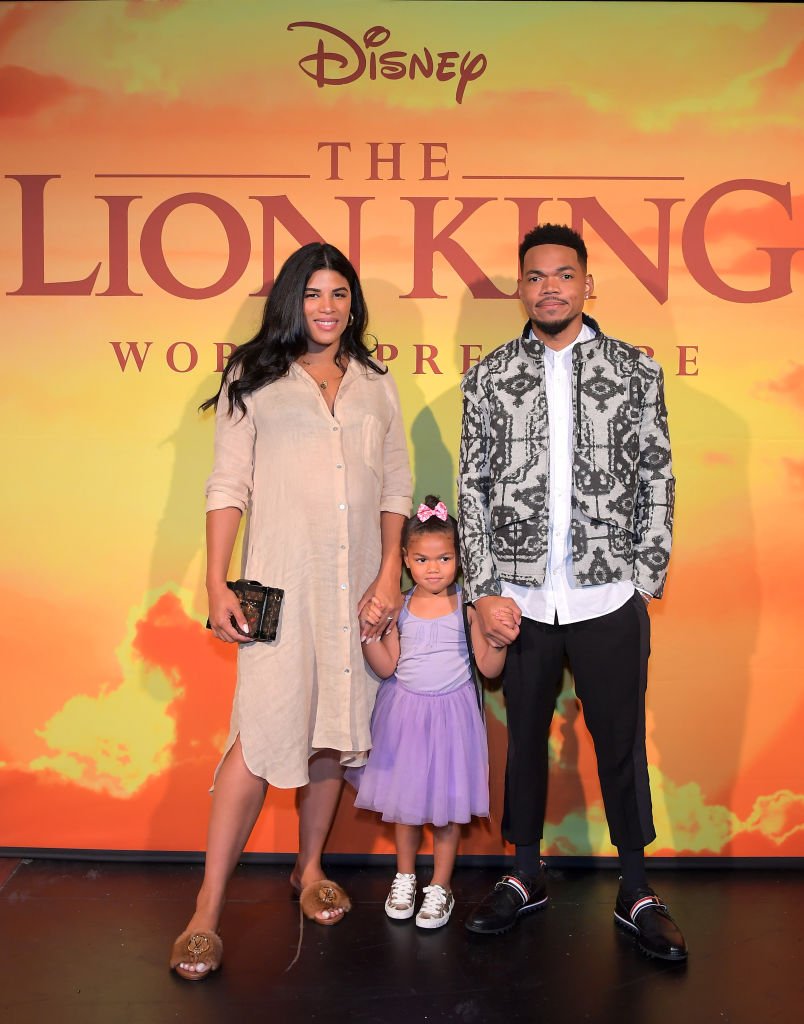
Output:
[298, 879, 351, 925]
[290, 865, 348, 924]
[169, 920, 223, 980]
[171, 904, 221, 976]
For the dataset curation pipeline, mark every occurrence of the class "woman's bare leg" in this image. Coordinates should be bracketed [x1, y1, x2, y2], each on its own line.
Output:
[290, 749, 346, 921]
[176, 735, 267, 972]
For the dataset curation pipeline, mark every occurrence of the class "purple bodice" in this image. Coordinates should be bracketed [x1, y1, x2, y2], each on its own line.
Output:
[393, 589, 472, 695]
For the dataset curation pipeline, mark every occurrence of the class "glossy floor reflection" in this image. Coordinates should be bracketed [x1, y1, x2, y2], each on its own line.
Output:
[1, 858, 801, 1024]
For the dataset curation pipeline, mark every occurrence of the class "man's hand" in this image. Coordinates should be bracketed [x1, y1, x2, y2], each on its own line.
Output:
[474, 596, 522, 647]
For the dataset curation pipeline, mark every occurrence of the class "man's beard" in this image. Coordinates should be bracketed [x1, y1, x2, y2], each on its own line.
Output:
[531, 314, 575, 337]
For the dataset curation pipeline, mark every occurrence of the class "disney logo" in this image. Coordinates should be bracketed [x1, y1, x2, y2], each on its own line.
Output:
[287, 22, 487, 105]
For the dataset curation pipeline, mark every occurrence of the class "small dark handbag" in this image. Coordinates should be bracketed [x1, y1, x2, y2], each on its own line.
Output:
[206, 579, 284, 642]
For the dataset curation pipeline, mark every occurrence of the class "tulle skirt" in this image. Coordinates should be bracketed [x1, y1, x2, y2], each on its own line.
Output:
[347, 676, 489, 827]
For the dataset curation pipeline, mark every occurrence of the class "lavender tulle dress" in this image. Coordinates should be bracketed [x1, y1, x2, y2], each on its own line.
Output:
[348, 587, 489, 827]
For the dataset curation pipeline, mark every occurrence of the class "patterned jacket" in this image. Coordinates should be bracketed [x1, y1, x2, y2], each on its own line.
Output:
[458, 315, 674, 602]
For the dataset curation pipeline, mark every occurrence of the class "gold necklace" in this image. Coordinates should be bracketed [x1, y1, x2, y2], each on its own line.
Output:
[300, 358, 343, 391]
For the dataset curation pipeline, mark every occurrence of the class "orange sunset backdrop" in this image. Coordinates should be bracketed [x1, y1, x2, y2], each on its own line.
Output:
[1, 0, 802, 858]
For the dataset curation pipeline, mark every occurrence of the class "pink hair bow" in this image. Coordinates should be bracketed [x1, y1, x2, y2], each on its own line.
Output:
[416, 501, 448, 522]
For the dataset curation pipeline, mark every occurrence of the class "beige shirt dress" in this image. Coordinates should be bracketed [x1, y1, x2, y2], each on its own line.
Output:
[205, 359, 412, 788]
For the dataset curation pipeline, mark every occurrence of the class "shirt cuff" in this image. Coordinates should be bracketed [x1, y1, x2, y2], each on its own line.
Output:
[205, 489, 248, 513]
[379, 496, 412, 517]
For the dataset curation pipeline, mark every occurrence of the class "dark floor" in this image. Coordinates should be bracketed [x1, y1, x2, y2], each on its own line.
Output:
[0, 857, 801, 1024]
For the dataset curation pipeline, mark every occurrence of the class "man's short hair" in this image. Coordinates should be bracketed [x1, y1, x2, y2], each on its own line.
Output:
[519, 224, 588, 272]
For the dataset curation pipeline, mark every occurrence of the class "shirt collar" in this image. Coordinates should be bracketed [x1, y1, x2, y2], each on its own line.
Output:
[521, 314, 601, 359]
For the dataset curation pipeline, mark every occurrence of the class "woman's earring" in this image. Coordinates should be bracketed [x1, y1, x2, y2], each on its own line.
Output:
[348, 312, 354, 326]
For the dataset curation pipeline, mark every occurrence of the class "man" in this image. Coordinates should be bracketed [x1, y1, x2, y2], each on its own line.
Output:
[458, 223, 686, 961]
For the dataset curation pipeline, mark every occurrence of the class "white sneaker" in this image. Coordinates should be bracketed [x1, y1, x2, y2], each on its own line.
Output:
[415, 884, 454, 929]
[385, 872, 417, 920]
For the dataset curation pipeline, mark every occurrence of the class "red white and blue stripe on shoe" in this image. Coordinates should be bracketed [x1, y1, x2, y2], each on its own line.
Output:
[628, 894, 666, 921]
[498, 875, 531, 904]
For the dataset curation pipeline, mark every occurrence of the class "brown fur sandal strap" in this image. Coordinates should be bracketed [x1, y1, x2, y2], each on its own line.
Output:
[299, 879, 351, 925]
[169, 929, 223, 981]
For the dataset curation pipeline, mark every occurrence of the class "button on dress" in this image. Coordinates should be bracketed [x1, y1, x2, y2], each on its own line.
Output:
[205, 360, 412, 788]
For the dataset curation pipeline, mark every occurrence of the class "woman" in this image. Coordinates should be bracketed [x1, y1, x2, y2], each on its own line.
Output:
[170, 243, 412, 980]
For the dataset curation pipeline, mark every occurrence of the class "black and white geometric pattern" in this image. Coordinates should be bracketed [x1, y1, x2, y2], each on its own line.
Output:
[458, 316, 674, 602]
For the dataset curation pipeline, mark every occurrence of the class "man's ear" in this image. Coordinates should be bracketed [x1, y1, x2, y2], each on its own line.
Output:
[584, 273, 594, 299]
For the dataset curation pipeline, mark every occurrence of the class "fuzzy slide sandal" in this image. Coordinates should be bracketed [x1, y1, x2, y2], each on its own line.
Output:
[169, 929, 223, 981]
[299, 879, 352, 925]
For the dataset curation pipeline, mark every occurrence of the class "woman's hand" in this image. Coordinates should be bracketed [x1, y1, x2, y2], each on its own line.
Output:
[358, 575, 403, 643]
[207, 582, 252, 643]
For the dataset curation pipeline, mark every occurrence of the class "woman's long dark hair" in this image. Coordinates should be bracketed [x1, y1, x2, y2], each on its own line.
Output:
[202, 242, 385, 415]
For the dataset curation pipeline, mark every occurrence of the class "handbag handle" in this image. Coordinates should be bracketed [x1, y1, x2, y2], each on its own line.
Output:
[461, 600, 485, 720]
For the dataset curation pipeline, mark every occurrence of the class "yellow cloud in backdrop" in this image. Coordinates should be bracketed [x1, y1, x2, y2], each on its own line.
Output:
[544, 768, 804, 856]
[27, 590, 186, 797]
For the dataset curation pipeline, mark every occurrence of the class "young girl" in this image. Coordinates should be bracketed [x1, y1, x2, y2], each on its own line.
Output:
[352, 495, 507, 929]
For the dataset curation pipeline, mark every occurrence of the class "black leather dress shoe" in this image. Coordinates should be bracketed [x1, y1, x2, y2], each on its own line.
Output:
[614, 885, 688, 961]
[465, 867, 548, 934]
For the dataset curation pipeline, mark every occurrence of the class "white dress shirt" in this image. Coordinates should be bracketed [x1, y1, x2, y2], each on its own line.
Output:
[501, 323, 634, 624]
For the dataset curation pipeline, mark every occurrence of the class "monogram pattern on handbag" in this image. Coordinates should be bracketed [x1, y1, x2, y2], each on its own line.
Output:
[205, 579, 284, 642]
[458, 318, 674, 602]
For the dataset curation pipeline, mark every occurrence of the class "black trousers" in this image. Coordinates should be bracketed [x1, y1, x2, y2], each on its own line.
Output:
[501, 590, 655, 850]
